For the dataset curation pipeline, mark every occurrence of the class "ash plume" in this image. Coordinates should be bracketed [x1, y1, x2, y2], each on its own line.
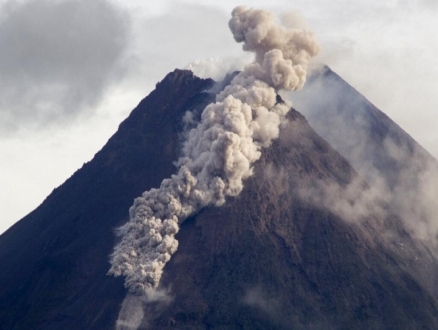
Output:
[108, 6, 319, 295]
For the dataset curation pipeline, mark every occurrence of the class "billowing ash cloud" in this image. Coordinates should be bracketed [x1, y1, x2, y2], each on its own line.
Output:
[108, 6, 319, 295]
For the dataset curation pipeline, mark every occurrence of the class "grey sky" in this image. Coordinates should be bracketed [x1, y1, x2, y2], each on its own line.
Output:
[0, 0, 130, 134]
[1, 0, 437, 234]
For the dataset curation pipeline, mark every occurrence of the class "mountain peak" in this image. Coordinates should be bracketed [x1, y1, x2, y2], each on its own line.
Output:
[1, 69, 438, 329]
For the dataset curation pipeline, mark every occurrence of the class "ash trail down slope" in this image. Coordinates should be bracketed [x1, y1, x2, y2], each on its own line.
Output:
[107, 6, 320, 294]
[0, 70, 438, 329]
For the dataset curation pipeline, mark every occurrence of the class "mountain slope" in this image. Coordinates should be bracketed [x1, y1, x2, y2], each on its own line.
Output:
[292, 65, 437, 186]
[0, 70, 214, 330]
[291, 66, 438, 241]
[1, 69, 438, 329]
[146, 105, 438, 330]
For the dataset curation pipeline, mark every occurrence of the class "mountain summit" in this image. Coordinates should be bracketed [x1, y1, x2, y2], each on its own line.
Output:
[1, 68, 438, 329]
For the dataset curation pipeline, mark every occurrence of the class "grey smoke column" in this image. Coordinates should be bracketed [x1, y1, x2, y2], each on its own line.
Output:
[108, 6, 319, 295]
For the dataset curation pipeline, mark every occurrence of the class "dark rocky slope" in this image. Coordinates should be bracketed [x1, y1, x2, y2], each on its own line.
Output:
[292, 65, 438, 201]
[1, 69, 438, 329]
[0, 70, 214, 329]
[148, 103, 438, 330]
[292, 66, 436, 186]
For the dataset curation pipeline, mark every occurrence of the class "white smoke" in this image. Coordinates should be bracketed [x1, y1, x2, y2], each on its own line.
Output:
[115, 294, 144, 330]
[287, 66, 438, 245]
[115, 289, 172, 330]
[108, 6, 319, 295]
[186, 54, 253, 81]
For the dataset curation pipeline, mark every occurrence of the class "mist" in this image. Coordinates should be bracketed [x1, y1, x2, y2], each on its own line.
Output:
[284, 66, 438, 245]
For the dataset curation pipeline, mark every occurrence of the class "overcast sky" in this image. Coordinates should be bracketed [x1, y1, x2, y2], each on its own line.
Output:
[1, 0, 437, 234]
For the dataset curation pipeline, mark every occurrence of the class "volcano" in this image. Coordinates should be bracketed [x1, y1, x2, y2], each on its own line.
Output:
[1, 68, 438, 330]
